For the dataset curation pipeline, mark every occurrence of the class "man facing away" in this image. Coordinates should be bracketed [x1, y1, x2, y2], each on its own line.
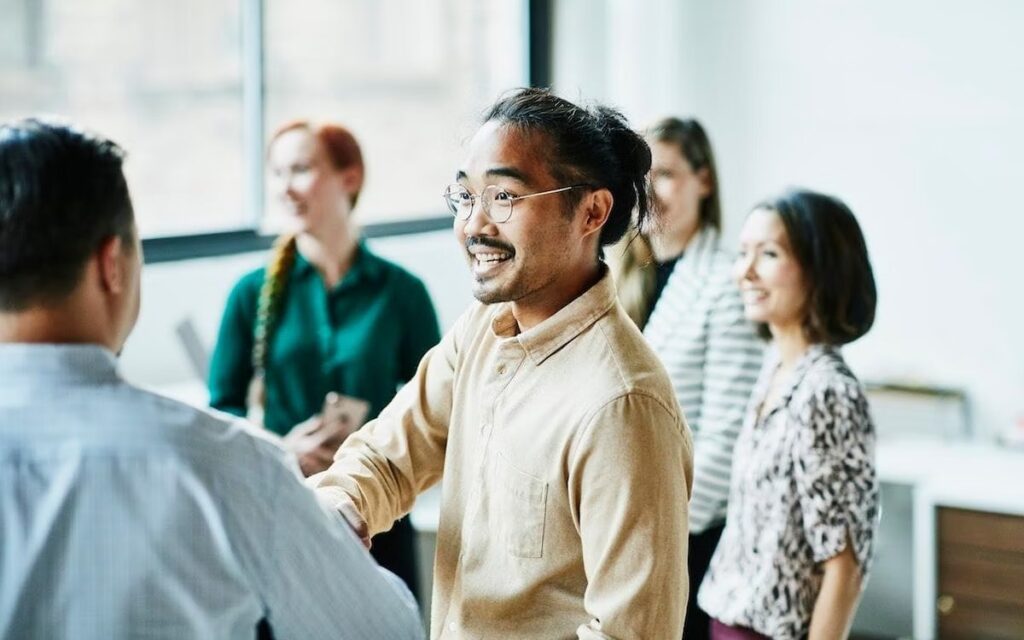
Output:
[0, 119, 423, 639]
[312, 89, 695, 638]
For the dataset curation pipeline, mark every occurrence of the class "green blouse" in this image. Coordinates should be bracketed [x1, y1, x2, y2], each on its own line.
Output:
[208, 242, 441, 436]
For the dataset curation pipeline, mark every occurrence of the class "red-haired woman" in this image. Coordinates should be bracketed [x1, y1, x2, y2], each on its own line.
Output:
[209, 120, 440, 600]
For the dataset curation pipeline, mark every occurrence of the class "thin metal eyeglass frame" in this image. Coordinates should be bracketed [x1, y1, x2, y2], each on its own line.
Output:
[442, 183, 592, 223]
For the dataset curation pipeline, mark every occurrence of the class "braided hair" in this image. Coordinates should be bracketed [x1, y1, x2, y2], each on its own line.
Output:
[245, 120, 365, 418]
[246, 234, 298, 414]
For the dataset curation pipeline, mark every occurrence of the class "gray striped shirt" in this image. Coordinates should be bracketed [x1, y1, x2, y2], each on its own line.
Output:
[0, 344, 422, 640]
[643, 230, 764, 533]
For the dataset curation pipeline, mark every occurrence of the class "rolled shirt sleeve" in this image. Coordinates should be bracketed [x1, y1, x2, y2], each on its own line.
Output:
[793, 380, 878, 574]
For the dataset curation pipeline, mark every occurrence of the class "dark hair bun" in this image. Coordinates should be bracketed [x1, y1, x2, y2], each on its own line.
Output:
[483, 88, 652, 247]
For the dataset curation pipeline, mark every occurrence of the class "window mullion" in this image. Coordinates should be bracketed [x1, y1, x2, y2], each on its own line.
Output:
[241, 0, 266, 229]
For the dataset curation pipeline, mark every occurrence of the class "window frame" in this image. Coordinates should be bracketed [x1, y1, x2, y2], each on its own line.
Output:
[141, 0, 552, 264]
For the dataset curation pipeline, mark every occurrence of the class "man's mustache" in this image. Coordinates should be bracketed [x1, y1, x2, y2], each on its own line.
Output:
[465, 236, 515, 254]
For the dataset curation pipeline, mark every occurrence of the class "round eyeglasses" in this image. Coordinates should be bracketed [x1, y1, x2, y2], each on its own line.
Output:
[442, 183, 591, 223]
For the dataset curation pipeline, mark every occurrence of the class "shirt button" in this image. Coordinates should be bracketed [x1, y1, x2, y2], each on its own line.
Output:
[448, 621, 457, 631]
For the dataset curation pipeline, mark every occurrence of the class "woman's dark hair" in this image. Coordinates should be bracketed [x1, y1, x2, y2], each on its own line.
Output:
[756, 188, 877, 345]
[482, 87, 652, 247]
[646, 116, 721, 232]
[0, 118, 134, 311]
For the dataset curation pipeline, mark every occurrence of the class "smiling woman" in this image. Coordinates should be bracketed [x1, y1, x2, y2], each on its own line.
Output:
[207, 119, 441, 603]
[735, 191, 877, 345]
[701, 189, 879, 640]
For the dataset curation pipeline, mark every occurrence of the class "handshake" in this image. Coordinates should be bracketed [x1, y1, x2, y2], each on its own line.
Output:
[284, 392, 369, 477]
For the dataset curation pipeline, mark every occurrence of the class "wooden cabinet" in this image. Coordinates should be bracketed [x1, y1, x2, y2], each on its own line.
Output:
[937, 507, 1024, 639]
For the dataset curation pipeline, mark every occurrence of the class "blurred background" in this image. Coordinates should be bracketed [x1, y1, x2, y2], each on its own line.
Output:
[2, 1, 1022, 638]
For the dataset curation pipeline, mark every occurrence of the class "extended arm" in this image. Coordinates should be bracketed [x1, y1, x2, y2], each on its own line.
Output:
[310, 316, 460, 535]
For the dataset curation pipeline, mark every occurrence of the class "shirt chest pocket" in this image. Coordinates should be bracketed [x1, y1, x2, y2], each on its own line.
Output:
[492, 452, 548, 559]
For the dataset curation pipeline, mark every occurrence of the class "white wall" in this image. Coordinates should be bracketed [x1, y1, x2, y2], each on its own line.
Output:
[121, 229, 473, 389]
[554, 0, 1024, 438]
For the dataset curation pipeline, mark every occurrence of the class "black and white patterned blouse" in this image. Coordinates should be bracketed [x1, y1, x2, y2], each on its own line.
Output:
[698, 344, 879, 640]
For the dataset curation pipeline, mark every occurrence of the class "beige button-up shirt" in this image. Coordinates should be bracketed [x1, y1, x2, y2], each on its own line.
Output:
[313, 271, 694, 639]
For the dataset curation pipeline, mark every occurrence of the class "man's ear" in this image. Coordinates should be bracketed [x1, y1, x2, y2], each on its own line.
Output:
[96, 235, 126, 294]
[580, 188, 614, 238]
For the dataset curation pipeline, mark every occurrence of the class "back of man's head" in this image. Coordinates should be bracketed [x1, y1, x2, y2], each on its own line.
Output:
[0, 118, 134, 312]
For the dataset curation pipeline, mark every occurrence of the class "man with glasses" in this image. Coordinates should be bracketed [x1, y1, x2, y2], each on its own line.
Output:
[313, 88, 694, 638]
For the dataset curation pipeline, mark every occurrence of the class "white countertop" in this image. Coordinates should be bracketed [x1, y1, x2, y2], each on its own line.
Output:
[877, 436, 1024, 516]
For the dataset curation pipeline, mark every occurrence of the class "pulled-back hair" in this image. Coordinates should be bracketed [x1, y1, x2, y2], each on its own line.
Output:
[248, 119, 364, 412]
[757, 188, 877, 345]
[269, 119, 365, 207]
[482, 88, 652, 247]
[0, 118, 134, 311]
[646, 116, 721, 232]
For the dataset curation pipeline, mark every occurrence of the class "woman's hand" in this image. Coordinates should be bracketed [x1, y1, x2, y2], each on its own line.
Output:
[283, 414, 344, 477]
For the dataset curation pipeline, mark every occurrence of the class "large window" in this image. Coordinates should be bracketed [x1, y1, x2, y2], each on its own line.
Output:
[0, 0, 246, 237]
[264, 1, 527, 227]
[0, 0, 529, 239]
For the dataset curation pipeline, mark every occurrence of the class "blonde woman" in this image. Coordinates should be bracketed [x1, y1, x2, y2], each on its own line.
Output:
[610, 117, 763, 640]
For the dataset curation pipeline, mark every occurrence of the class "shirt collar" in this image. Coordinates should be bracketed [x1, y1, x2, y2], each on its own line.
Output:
[760, 342, 837, 411]
[293, 240, 385, 288]
[0, 343, 120, 385]
[490, 266, 618, 366]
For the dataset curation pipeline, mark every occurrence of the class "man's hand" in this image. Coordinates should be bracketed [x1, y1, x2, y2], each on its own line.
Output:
[334, 494, 372, 550]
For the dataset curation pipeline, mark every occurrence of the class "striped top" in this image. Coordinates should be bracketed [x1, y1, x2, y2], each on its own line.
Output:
[643, 229, 764, 533]
[0, 344, 422, 640]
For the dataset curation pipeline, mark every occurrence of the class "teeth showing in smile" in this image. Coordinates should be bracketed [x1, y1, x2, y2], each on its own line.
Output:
[742, 289, 768, 303]
[475, 252, 511, 264]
